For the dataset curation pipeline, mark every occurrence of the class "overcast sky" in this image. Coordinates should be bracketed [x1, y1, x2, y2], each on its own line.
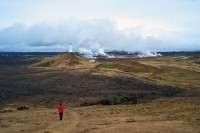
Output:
[0, 0, 200, 52]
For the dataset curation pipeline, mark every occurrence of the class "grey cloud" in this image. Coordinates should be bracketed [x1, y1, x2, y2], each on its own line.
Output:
[0, 19, 198, 52]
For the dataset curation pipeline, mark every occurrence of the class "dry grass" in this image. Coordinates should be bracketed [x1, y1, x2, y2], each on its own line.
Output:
[31, 53, 98, 69]
[94, 55, 200, 90]
[1, 97, 199, 133]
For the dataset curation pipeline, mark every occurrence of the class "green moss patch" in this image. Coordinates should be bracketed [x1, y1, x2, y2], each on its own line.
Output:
[151, 67, 200, 85]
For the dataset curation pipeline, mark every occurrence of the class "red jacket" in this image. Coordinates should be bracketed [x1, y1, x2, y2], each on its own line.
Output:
[58, 105, 64, 113]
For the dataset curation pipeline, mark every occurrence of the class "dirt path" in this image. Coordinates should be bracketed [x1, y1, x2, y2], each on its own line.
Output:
[40, 109, 81, 133]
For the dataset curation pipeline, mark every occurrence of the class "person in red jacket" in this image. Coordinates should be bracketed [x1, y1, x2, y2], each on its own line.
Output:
[58, 103, 64, 120]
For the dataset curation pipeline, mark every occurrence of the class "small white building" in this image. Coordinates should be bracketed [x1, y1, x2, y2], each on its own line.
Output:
[69, 43, 73, 53]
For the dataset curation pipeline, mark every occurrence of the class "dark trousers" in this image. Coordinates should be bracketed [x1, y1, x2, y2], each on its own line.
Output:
[59, 113, 63, 120]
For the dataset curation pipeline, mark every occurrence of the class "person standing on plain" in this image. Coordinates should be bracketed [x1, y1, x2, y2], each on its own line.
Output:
[58, 103, 64, 120]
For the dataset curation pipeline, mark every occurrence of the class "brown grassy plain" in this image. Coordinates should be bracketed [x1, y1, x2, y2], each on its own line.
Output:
[0, 53, 200, 133]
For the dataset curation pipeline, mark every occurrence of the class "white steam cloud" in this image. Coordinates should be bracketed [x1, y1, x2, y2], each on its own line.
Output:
[78, 42, 109, 58]
[78, 48, 93, 55]
[97, 48, 107, 56]
[137, 51, 162, 58]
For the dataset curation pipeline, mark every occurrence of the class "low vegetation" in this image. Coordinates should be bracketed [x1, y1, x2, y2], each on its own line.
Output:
[151, 66, 200, 86]
[98, 63, 119, 68]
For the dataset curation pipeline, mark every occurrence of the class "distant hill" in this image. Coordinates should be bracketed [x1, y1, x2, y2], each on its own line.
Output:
[0, 52, 62, 56]
[158, 51, 200, 56]
[107, 50, 200, 56]
[30, 53, 91, 68]
[1, 51, 199, 57]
